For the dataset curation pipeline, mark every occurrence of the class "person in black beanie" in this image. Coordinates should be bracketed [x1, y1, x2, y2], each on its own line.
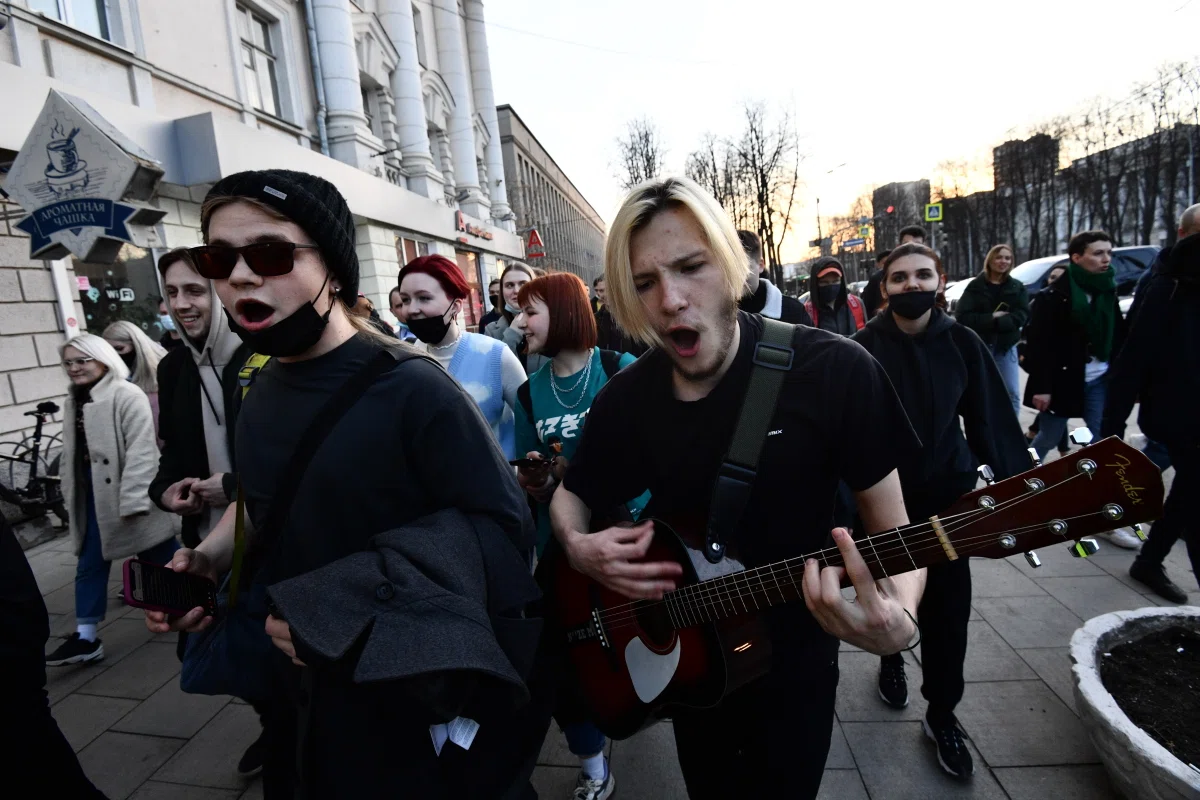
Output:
[142, 169, 548, 798]
[1, 514, 107, 797]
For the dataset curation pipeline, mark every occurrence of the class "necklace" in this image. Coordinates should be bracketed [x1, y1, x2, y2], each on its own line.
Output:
[550, 352, 593, 409]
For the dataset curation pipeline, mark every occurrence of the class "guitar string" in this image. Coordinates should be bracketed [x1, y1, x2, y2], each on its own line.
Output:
[598, 512, 1098, 630]
[616, 486, 1095, 631]
[595, 510, 1108, 634]
[595, 469, 1090, 625]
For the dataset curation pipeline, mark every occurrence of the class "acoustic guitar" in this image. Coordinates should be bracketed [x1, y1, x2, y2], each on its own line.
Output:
[553, 437, 1164, 739]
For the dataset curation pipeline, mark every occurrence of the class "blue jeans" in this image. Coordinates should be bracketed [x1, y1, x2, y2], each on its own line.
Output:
[990, 345, 1021, 418]
[563, 720, 606, 758]
[1143, 438, 1172, 472]
[75, 483, 179, 624]
[1030, 375, 1107, 460]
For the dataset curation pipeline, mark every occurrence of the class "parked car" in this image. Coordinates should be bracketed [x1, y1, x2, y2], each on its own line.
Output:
[945, 246, 1157, 316]
[848, 280, 868, 296]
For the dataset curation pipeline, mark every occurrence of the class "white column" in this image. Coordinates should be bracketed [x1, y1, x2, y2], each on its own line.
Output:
[463, 0, 512, 230]
[378, 0, 444, 200]
[431, 0, 487, 219]
[312, 0, 374, 170]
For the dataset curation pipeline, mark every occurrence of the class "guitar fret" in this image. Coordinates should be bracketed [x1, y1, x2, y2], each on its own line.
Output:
[755, 567, 773, 606]
[896, 526, 919, 571]
[863, 533, 889, 577]
[664, 592, 680, 630]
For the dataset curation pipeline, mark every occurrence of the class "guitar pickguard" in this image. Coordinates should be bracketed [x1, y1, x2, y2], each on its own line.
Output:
[625, 634, 682, 704]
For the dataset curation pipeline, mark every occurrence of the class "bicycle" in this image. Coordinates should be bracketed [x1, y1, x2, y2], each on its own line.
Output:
[0, 401, 69, 527]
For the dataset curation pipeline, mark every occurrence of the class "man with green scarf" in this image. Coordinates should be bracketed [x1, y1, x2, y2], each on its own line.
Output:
[1023, 230, 1136, 548]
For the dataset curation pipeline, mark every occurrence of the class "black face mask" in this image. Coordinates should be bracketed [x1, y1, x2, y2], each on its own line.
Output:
[225, 275, 334, 357]
[406, 301, 456, 345]
[119, 351, 137, 370]
[489, 294, 500, 309]
[818, 284, 841, 306]
[888, 290, 938, 320]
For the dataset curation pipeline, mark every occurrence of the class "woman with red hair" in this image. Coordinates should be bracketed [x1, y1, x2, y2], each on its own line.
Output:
[512, 272, 647, 800]
[396, 255, 525, 458]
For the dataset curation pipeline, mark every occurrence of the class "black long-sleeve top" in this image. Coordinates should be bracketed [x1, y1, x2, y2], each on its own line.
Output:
[852, 308, 1030, 519]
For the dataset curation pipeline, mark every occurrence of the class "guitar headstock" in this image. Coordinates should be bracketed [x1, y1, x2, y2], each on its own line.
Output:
[939, 437, 1164, 562]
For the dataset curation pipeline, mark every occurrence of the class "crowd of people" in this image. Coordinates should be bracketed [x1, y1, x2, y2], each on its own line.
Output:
[8, 166, 1197, 799]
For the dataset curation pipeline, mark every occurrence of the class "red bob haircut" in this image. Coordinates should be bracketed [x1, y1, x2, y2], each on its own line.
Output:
[518, 272, 597, 354]
[397, 254, 470, 300]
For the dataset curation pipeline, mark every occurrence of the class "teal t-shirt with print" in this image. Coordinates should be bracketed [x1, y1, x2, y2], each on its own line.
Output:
[515, 347, 650, 554]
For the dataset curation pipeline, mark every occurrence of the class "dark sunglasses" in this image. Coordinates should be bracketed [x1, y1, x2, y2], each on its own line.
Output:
[188, 242, 320, 279]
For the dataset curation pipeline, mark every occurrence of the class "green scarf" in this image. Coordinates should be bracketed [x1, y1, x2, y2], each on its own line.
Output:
[1067, 263, 1117, 361]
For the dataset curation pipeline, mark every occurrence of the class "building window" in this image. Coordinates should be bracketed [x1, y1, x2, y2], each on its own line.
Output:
[30, 0, 112, 41]
[237, 6, 281, 117]
[361, 86, 376, 135]
[412, 5, 427, 67]
[395, 236, 429, 266]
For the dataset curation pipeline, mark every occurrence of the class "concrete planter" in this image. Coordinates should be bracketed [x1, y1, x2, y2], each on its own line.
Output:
[1070, 606, 1200, 799]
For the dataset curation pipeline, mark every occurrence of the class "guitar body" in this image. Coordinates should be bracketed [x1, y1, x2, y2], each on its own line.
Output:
[552, 513, 773, 740]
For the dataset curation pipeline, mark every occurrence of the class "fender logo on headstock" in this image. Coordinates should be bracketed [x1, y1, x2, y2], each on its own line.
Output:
[1107, 454, 1145, 506]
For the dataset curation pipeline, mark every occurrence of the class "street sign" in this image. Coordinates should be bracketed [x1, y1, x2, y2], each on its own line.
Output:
[843, 237, 866, 247]
[526, 228, 545, 259]
[858, 226, 870, 237]
[924, 202, 943, 223]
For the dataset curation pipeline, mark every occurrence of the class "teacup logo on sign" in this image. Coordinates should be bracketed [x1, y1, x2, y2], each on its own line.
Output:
[6, 90, 165, 263]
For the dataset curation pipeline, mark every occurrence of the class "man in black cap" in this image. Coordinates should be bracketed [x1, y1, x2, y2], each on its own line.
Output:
[142, 169, 546, 797]
[804, 257, 867, 336]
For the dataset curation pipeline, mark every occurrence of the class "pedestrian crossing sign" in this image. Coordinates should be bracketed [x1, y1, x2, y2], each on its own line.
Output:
[924, 203, 943, 223]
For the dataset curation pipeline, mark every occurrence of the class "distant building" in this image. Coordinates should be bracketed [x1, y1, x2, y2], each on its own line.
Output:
[872, 180, 931, 249]
[497, 105, 606, 282]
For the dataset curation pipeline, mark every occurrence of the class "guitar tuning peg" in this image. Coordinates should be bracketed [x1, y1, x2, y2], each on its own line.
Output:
[977, 464, 995, 485]
[1070, 427, 1094, 446]
[1024, 551, 1042, 568]
[1132, 524, 1147, 542]
[1068, 538, 1101, 558]
[1027, 447, 1042, 468]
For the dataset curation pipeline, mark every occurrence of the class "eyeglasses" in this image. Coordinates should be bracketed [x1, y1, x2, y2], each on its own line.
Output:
[62, 357, 95, 369]
[187, 242, 320, 280]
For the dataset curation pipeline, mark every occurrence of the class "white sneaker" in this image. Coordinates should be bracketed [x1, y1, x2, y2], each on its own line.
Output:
[572, 764, 615, 800]
[1098, 528, 1142, 550]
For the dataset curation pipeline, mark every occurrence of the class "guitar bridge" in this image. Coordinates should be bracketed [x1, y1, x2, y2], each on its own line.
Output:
[564, 609, 610, 650]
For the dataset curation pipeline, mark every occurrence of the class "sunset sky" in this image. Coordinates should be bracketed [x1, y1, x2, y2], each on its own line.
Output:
[486, 0, 1200, 260]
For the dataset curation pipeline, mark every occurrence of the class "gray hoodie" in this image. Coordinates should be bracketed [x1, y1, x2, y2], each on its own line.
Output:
[160, 274, 243, 536]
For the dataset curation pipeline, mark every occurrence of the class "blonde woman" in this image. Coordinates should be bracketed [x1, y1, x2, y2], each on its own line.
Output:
[485, 261, 548, 373]
[46, 334, 177, 667]
[952, 244, 1030, 416]
[103, 320, 167, 441]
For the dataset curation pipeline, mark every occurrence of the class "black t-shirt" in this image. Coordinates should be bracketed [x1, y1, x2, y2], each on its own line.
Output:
[563, 312, 918, 662]
[981, 279, 1005, 310]
[236, 334, 532, 584]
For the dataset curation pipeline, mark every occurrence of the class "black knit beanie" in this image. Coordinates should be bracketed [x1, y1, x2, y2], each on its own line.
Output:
[201, 169, 359, 305]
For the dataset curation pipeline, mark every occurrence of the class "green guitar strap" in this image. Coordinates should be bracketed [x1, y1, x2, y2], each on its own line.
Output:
[705, 317, 795, 563]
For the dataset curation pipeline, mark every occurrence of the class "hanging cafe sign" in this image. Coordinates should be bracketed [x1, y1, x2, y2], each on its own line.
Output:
[4, 90, 167, 263]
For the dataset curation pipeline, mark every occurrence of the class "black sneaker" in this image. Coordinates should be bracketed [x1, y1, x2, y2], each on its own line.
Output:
[46, 633, 104, 666]
[1130, 560, 1188, 604]
[923, 712, 974, 779]
[237, 730, 267, 777]
[878, 654, 909, 708]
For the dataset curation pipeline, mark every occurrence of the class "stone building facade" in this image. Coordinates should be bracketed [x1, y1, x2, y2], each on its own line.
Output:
[0, 0, 523, 468]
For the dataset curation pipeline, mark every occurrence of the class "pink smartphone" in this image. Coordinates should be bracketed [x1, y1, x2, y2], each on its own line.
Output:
[122, 558, 217, 617]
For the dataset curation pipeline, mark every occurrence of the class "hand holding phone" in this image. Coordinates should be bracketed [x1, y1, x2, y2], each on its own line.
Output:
[125, 558, 217, 618]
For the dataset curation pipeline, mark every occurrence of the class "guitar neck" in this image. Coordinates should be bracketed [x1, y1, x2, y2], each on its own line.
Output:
[663, 527, 933, 628]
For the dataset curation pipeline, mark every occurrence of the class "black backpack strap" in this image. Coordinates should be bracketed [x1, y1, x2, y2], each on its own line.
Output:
[517, 380, 533, 423]
[599, 349, 623, 380]
[229, 348, 412, 602]
[705, 318, 795, 563]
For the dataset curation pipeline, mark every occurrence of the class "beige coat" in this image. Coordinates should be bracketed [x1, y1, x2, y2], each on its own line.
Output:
[63, 373, 175, 560]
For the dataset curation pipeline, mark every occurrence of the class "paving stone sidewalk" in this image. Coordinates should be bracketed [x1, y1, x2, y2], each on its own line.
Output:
[28, 406, 1194, 798]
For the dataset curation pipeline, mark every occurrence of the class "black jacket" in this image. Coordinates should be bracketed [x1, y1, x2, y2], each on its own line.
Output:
[149, 342, 252, 547]
[954, 274, 1030, 352]
[806, 265, 861, 336]
[1101, 234, 1200, 448]
[739, 276, 813, 326]
[852, 309, 1029, 518]
[268, 508, 541, 717]
[595, 305, 647, 356]
[1021, 268, 1127, 418]
[862, 269, 885, 319]
[0, 516, 49, 694]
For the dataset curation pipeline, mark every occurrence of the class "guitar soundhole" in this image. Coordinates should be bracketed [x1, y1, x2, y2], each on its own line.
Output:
[634, 601, 675, 651]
